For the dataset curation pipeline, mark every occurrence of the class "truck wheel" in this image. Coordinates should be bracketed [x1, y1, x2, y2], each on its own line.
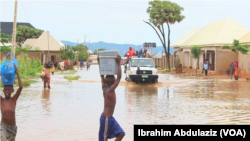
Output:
[125, 78, 131, 82]
[152, 79, 158, 83]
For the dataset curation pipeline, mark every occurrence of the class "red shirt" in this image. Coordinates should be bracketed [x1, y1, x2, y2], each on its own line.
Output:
[235, 61, 238, 67]
[127, 50, 134, 59]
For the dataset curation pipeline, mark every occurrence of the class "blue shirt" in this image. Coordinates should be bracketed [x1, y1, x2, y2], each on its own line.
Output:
[138, 53, 145, 58]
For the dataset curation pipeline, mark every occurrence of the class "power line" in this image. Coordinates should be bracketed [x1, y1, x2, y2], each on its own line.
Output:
[20, 0, 31, 23]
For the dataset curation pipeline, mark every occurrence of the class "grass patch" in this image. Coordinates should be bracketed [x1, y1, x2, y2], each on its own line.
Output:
[61, 70, 77, 74]
[21, 79, 38, 87]
[54, 69, 61, 72]
[23, 80, 31, 86]
[64, 75, 80, 81]
[18, 79, 38, 87]
[157, 67, 167, 70]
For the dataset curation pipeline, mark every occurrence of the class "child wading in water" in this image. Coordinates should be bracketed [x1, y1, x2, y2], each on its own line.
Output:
[1, 64, 23, 141]
[98, 54, 125, 141]
[42, 63, 52, 89]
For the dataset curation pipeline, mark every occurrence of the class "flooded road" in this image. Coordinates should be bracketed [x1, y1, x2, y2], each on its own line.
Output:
[1, 65, 250, 141]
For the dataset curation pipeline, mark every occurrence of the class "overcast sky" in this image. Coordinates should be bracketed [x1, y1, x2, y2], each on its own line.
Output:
[1, 0, 250, 46]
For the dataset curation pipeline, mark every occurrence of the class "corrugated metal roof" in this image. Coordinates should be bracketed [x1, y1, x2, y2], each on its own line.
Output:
[172, 29, 200, 47]
[23, 39, 38, 47]
[239, 32, 250, 44]
[181, 19, 249, 47]
[0, 22, 35, 36]
[23, 31, 64, 51]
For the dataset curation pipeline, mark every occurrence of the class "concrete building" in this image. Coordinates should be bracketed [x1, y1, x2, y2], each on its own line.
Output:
[238, 32, 250, 77]
[172, 19, 249, 75]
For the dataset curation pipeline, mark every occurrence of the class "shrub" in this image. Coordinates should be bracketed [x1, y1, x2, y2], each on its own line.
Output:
[0, 53, 43, 78]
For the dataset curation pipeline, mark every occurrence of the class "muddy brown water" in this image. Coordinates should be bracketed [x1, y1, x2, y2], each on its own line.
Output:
[1, 65, 250, 141]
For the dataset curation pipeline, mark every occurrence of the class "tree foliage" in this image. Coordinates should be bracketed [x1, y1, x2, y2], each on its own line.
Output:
[60, 45, 75, 60]
[74, 44, 89, 61]
[147, 0, 185, 26]
[191, 46, 202, 75]
[94, 48, 106, 55]
[191, 46, 202, 59]
[221, 39, 249, 55]
[0, 31, 11, 45]
[145, 0, 185, 71]
[16, 25, 43, 46]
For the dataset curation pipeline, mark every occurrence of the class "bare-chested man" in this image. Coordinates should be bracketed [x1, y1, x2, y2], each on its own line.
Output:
[98, 54, 125, 141]
[1, 64, 23, 141]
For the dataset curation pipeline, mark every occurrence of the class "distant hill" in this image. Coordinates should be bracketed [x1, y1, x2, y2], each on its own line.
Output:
[61, 40, 174, 56]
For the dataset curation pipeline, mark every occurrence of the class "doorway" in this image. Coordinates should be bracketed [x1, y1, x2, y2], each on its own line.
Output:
[51, 55, 56, 63]
[203, 51, 215, 71]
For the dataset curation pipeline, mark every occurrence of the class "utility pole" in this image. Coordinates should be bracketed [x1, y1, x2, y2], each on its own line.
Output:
[11, 0, 18, 57]
[77, 39, 79, 61]
[88, 40, 90, 59]
[93, 43, 94, 55]
[84, 34, 86, 46]
[47, 31, 50, 62]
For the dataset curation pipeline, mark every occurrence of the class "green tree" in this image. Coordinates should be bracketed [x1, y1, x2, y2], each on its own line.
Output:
[145, 0, 185, 71]
[60, 45, 75, 61]
[0, 31, 11, 45]
[94, 48, 106, 55]
[221, 39, 249, 60]
[16, 25, 43, 46]
[60, 45, 75, 70]
[74, 44, 89, 61]
[190, 46, 202, 75]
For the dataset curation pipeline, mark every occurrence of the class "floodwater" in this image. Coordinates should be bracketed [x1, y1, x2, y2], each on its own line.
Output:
[1, 65, 250, 141]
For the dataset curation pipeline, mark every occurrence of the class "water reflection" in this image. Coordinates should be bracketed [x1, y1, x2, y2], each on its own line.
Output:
[41, 89, 51, 116]
[42, 89, 50, 99]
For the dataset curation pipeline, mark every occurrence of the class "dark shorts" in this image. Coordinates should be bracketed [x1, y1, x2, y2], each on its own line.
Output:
[99, 115, 125, 141]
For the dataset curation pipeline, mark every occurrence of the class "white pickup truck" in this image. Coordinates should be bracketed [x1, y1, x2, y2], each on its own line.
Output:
[124, 58, 158, 83]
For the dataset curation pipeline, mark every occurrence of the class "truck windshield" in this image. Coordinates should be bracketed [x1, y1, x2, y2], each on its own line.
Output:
[131, 59, 154, 67]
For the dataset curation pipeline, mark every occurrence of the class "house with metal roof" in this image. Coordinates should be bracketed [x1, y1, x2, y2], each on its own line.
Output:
[172, 19, 250, 75]
[23, 31, 65, 65]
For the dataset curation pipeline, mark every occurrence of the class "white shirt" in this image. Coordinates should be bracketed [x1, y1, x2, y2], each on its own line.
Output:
[203, 64, 208, 70]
